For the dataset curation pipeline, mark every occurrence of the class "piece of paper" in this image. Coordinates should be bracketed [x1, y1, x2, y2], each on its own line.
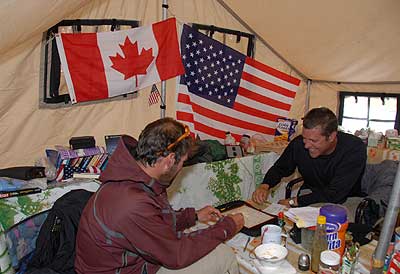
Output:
[226, 233, 253, 250]
[262, 203, 286, 216]
[284, 207, 320, 228]
[221, 204, 274, 228]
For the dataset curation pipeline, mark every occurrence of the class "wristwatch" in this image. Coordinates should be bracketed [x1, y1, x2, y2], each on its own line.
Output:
[288, 198, 296, 207]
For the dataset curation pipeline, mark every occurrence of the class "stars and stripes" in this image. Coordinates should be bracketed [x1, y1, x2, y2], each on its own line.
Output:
[176, 24, 301, 143]
[63, 165, 86, 180]
[148, 84, 161, 106]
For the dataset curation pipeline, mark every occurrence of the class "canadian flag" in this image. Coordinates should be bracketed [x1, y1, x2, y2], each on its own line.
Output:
[56, 18, 184, 103]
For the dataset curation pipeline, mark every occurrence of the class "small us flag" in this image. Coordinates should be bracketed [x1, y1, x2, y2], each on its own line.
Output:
[63, 165, 85, 180]
[148, 84, 161, 106]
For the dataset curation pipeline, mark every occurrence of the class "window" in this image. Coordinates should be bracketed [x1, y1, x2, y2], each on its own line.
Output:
[338, 91, 400, 133]
[40, 19, 140, 107]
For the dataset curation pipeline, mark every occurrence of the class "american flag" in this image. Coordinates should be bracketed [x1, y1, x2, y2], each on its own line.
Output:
[148, 84, 161, 106]
[176, 24, 301, 143]
[62, 165, 85, 180]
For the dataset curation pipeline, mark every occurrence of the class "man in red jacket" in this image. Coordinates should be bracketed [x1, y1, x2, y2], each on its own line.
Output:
[75, 118, 244, 274]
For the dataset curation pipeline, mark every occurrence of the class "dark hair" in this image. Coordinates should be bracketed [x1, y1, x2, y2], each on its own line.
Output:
[303, 107, 338, 137]
[134, 117, 193, 166]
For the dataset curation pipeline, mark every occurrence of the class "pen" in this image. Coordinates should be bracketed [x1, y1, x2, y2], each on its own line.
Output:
[243, 236, 251, 252]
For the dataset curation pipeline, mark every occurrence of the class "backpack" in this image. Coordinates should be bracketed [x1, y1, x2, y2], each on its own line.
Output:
[355, 197, 380, 228]
[27, 189, 93, 274]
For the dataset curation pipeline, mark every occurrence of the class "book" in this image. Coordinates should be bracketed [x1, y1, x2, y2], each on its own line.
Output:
[57, 146, 106, 160]
[0, 187, 42, 199]
[73, 173, 100, 179]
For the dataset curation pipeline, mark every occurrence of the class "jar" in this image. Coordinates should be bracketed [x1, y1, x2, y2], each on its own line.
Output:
[318, 250, 340, 274]
[301, 226, 315, 252]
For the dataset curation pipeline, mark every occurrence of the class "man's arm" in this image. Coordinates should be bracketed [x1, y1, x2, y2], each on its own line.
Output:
[121, 205, 239, 269]
[262, 139, 299, 187]
[252, 139, 299, 204]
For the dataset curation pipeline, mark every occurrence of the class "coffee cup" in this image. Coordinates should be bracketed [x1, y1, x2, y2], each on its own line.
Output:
[261, 224, 286, 245]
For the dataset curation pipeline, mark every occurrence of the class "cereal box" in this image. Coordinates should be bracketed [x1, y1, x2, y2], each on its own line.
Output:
[274, 118, 298, 141]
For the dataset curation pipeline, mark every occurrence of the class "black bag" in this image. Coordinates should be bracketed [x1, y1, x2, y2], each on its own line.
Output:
[355, 198, 380, 228]
[27, 189, 93, 274]
[0, 166, 45, 180]
[69, 136, 95, 150]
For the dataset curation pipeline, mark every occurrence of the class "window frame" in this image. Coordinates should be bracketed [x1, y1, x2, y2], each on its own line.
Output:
[41, 19, 140, 107]
[338, 91, 400, 131]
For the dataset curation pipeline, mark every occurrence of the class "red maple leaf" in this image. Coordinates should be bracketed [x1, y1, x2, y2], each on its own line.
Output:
[109, 37, 154, 85]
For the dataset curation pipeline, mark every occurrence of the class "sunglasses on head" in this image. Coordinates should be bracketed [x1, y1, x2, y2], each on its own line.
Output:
[156, 124, 190, 156]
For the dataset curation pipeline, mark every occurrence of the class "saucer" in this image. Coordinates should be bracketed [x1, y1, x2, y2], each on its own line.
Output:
[253, 259, 296, 274]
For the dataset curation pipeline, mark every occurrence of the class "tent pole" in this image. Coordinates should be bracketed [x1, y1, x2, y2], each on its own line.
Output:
[160, 0, 168, 118]
[305, 79, 311, 113]
[371, 162, 400, 273]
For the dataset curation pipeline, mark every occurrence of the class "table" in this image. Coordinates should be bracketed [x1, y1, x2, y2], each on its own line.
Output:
[227, 234, 374, 274]
[226, 201, 374, 274]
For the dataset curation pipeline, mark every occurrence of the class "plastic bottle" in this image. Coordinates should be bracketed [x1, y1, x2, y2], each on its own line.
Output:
[278, 211, 287, 247]
[311, 215, 328, 272]
[224, 132, 236, 145]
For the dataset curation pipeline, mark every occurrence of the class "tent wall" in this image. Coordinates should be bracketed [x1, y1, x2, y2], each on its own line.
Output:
[0, 0, 303, 167]
[0, 0, 399, 167]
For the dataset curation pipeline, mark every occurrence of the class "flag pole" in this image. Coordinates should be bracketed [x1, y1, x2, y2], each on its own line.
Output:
[160, 0, 168, 118]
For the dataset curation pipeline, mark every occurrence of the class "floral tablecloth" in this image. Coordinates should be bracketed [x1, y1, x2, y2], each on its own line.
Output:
[168, 152, 281, 210]
[0, 179, 100, 231]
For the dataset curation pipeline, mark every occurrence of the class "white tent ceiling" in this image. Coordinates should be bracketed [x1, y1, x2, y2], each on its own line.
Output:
[220, 0, 400, 83]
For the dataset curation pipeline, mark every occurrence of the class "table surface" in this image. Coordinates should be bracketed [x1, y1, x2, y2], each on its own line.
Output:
[227, 200, 374, 274]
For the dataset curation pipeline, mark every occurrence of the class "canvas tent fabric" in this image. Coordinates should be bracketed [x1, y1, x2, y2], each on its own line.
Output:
[0, 0, 399, 167]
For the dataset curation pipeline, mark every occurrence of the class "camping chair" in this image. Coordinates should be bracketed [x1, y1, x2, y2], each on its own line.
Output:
[285, 177, 304, 200]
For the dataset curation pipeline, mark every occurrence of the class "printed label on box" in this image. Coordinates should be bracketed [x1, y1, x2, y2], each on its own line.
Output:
[274, 118, 298, 141]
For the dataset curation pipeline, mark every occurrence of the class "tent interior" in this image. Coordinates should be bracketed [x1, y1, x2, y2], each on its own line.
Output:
[1, 0, 400, 167]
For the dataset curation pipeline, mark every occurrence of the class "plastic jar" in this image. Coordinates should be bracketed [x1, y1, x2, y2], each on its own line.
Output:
[320, 205, 348, 256]
[318, 250, 340, 274]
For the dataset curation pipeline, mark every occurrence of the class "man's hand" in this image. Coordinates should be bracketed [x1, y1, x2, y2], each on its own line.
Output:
[227, 213, 245, 234]
[278, 197, 298, 207]
[252, 184, 270, 204]
[196, 205, 222, 223]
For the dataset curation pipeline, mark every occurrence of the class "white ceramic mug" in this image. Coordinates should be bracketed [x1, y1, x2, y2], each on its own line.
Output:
[261, 224, 286, 245]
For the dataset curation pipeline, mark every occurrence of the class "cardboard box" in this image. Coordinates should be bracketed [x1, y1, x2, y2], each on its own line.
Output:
[274, 118, 298, 142]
